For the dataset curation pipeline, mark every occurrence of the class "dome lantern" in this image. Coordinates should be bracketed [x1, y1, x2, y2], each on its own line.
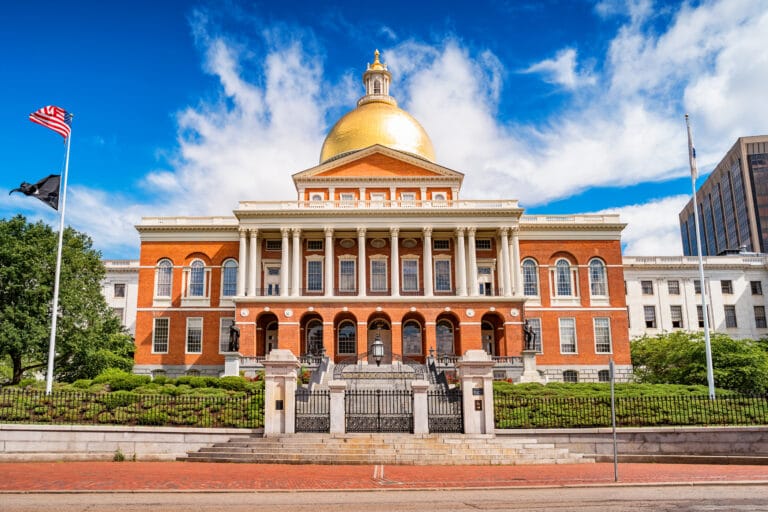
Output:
[360, 49, 393, 105]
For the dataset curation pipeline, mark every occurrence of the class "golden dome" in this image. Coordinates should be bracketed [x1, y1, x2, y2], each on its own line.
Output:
[319, 51, 436, 163]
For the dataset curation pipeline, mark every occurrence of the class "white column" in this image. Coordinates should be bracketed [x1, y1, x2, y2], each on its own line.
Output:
[420, 186, 427, 203]
[291, 228, 301, 296]
[280, 228, 290, 297]
[237, 229, 247, 297]
[324, 227, 334, 297]
[511, 227, 522, 297]
[359, 187, 366, 205]
[357, 227, 367, 297]
[455, 227, 467, 297]
[499, 227, 512, 297]
[390, 227, 400, 297]
[423, 227, 433, 297]
[467, 227, 478, 296]
[248, 229, 258, 296]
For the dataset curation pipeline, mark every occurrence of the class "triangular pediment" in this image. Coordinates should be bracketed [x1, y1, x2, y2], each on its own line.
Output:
[292, 145, 464, 183]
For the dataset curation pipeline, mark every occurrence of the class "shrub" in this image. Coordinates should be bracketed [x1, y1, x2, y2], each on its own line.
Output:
[93, 369, 150, 391]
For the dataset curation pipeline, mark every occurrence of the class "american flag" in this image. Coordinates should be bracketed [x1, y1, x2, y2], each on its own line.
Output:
[29, 105, 72, 139]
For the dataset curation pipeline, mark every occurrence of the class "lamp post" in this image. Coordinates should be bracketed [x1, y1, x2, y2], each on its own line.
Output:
[371, 326, 385, 367]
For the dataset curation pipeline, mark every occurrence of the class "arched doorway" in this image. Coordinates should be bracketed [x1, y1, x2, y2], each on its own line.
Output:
[435, 317, 456, 356]
[401, 312, 426, 362]
[481, 313, 505, 356]
[301, 313, 324, 356]
[334, 311, 358, 363]
[367, 314, 392, 364]
[256, 312, 279, 356]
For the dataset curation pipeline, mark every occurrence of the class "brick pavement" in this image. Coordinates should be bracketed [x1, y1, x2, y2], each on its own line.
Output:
[0, 462, 767, 492]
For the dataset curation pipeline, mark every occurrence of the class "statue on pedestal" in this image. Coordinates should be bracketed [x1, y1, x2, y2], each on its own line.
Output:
[523, 320, 536, 351]
[228, 324, 240, 352]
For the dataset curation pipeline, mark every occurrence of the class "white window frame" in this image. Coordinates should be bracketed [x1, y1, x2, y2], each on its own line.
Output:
[400, 192, 416, 206]
[527, 317, 543, 353]
[477, 262, 495, 296]
[558, 317, 577, 354]
[152, 317, 170, 354]
[370, 257, 388, 292]
[593, 317, 612, 354]
[724, 305, 738, 328]
[670, 305, 684, 328]
[154, 259, 173, 306]
[755, 306, 767, 329]
[641, 280, 654, 295]
[433, 239, 450, 251]
[186, 317, 203, 354]
[401, 257, 419, 292]
[337, 320, 357, 355]
[340, 193, 355, 207]
[338, 257, 356, 293]
[181, 259, 211, 307]
[588, 258, 608, 301]
[522, 258, 539, 298]
[668, 280, 680, 295]
[219, 317, 235, 354]
[434, 257, 452, 292]
[265, 239, 282, 252]
[644, 305, 657, 328]
[370, 192, 386, 207]
[563, 370, 579, 383]
[306, 256, 323, 293]
[220, 259, 238, 299]
[550, 258, 579, 305]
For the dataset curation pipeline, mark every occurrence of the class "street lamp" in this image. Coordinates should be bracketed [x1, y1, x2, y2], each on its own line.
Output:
[371, 329, 384, 366]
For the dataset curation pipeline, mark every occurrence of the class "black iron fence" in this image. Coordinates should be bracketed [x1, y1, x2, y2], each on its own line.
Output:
[428, 388, 463, 433]
[295, 388, 330, 432]
[495, 394, 768, 429]
[346, 389, 413, 433]
[0, 388, 265, 429]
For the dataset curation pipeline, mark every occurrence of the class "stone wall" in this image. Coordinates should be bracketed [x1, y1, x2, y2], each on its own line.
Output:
[0, 424, 260, 462]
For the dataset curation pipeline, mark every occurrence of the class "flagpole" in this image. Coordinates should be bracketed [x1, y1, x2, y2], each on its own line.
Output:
[45, 130, 72, 395]
[686, 113, 715, 400]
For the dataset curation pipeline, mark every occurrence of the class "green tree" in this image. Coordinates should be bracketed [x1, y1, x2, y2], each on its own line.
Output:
[0, 215, 133, 385]
[631, 331, 768, 394]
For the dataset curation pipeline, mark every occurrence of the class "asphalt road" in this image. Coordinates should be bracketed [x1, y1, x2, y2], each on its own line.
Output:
[4, 485, 768, 512]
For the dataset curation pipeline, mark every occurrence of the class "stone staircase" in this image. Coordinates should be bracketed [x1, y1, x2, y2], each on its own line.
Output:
[181, 433, 593, 465]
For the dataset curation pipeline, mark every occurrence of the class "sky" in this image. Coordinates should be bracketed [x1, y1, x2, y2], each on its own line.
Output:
[2, 0, 767, 259]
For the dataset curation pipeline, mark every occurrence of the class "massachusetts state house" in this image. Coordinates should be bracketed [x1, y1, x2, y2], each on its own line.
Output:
[134, 52, 632, 382]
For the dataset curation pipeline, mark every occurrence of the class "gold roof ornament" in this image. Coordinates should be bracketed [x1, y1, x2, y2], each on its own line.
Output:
[319, 51, 435, 163]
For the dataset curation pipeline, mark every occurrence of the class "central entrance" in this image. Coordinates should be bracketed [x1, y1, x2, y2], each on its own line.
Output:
[367, 319, 392, 364]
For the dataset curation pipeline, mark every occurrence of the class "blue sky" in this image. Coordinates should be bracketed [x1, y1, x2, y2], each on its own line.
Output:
[2, 0, 767, 258]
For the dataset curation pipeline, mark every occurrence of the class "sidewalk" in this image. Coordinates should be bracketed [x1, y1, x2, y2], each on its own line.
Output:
[1, 462, 767, 492]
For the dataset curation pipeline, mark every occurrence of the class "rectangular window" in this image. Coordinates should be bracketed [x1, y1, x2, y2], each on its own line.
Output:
[527, 318, 543, 353]
[668, 280, 680, 295]
[400, 192, 416, 205]
[694, 279, 701, 294]
[433, 239, 450, 250]
[371, 259, 387, 292]
[644, 306, 657, 328]
[752, 281, 763, 295]
[340, 193, 355, 207]
[112, 307, 124, 322]
[559, 318, 577, 354]
[307, 260, 323, 292]
[186, 318, 202, 353]
[697, 305, 708, 328]
[724, 305, 738, 328]
[434, 259, 452, 292]
[219, 318, 235, 353]
[339, 259, 356, 292]
[594, 318, 611, 353]
[114, 283, 126, 298]
[402, 259, 419, 292]
[755, 306, 767, 328]
[641, 280, 654, 295]
[266, 240, 282, 251]
[475, 239, 492, 250]
[721, 280, 733, 294]
[153, 318, 169, 353]
[307, 240, 323, 251]
[670, 305, 683, 328]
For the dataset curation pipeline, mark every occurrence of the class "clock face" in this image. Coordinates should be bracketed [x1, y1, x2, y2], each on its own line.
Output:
[240, 309, 249, 317]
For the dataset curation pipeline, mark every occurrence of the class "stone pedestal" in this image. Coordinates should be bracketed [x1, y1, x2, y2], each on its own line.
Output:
[263, 349, 301, 436]
[519, 350, 546, 383]
[328, 380, 347, 434]
[457, 350, 495, 435]
[411, 380, 430, 434]
[223, 353, 241, 377]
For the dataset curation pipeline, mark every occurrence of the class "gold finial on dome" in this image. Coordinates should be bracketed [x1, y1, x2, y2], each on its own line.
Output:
[319, 52, 436, 164]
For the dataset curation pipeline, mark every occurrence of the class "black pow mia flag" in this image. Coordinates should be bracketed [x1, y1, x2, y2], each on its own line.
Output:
[9, 174, 61, 210]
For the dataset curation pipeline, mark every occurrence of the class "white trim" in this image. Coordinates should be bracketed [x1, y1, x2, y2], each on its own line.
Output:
[218, 317, 236, 354]
[151, 317, 170, 354]
[593, 317, 613, 354]
[558, 317, 578, 355]
[185, 317, 203, 354]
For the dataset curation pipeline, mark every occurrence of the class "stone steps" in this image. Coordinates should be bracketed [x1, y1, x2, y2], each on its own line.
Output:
[181, 433, 593, 465]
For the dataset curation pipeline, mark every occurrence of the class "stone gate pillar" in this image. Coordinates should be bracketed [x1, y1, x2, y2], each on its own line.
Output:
[263, 349, 301, 436]
[411, 380, 430, 434]
[456, 350, 495, 434]
[328, 380, 347, 434]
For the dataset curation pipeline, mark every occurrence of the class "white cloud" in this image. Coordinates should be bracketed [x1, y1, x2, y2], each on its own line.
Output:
[590, 195, 690, 256]
[522, 48, 596, 89]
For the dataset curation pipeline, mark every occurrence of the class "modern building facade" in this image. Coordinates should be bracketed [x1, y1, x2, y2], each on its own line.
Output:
[102, 259, 139, 336]
[132, 53, 633, 383]
[680, 136, 768, 256]
[624, 254, 768, 340]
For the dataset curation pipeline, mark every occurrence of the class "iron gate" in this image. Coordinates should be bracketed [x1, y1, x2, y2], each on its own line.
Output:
[345, 389, 413, 433]
[295, 388, 330, 433]
[428, 388, 464, 433]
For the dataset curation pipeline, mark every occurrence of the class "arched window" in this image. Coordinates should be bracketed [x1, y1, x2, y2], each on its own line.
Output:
[563, 370, 578, 383]
[555, 259, 573, 296]
[306, 319, 323, 355]
[522, 259, 539, 296]
[189, 260, 205, 297]
[221, 259, 238, 297]
[155, 259, 172, 297]
[337, 321, 356, 355]
[436, 320, 455, 356]
[589, 259, 607, 297]
[402, 320, 422, 355]
[373, 79, 382, 94]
